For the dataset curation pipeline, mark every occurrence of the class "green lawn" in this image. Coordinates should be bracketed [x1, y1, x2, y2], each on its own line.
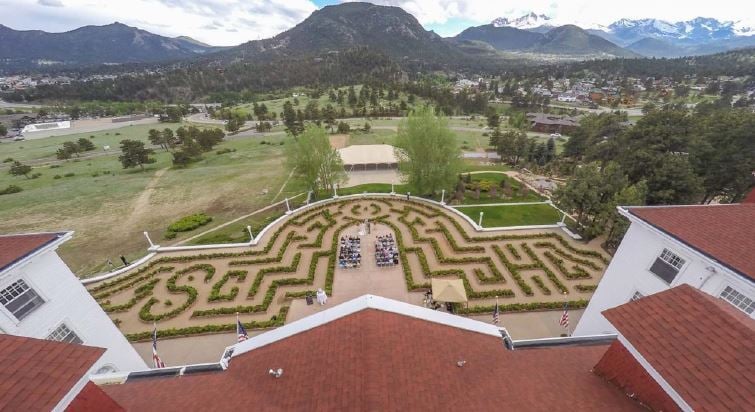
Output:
[456, 204, 562, 227]
[0, 122, 303, 276]
[189, 205, 287, 245]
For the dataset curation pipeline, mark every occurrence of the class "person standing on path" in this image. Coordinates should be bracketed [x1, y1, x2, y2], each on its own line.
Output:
[316, 288, 328, 305]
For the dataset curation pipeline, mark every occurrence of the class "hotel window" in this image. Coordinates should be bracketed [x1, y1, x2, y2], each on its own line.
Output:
[630, 291, 645, 302]
[719, 286, 754, 315]
[47, 323, 83, 344]
[0, 280, 44, 320]
[649, 248, 685, 284]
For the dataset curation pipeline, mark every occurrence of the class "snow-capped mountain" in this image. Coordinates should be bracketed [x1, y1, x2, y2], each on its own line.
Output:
[492, 13, 553, 30]
[604, 17, 755, 46]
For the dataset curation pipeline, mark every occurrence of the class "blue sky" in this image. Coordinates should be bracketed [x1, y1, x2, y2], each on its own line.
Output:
[0, 0, 752, 46]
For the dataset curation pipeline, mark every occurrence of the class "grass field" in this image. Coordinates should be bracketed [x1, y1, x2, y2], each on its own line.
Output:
[0, 122, 305, 277]
[456, 203, 562, 227]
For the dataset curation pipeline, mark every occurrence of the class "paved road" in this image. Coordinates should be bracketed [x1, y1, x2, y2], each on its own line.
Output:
[0, 99, 40, 109]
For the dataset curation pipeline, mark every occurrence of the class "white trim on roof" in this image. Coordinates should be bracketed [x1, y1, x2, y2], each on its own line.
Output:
[615, 335, 693, 412]
[0, 231, 73, 278]
[227, 294, 501, 359]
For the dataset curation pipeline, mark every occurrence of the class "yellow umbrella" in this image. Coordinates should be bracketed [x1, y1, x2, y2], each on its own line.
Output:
[431, 278, 468, 303]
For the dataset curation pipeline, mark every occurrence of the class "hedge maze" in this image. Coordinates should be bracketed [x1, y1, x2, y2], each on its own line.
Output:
[88, 197, 609, 341]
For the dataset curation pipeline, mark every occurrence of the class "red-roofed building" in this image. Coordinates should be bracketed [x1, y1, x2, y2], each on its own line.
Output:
[0, 233, 146, 373]
[7, 292, 748, 411]
[0, 334, 113, 411]
[594, 285, 755, 411]
[93, 295, 642, 411]
[575, 204, 755, 336]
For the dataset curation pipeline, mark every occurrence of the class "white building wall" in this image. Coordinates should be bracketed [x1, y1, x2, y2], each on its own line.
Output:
[575, 218, 755, 336]
[0, 249, 146, 372]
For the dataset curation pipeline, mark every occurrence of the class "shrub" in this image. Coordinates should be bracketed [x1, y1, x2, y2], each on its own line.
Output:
[2, 157, 13, 163]
[64, 172, 75, 177]
[50, 164, 60, 168]
[30, 173, 42, 179]
[54, 175, 62, 179]
[167, 213, 213, 233]
[0, 185, 22, 195]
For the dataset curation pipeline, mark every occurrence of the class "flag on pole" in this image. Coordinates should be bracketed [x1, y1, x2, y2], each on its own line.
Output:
[493, 299, 500, 324]
[152, 324, 165, 368]
[236, 316, 249, 342]
[559, 302, 569, 328]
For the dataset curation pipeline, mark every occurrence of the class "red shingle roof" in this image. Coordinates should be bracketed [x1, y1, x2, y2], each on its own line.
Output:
[629, 204, 755, 280]
[104, 309, 641, 411]
[66, 382, 124, 412]
[0, 232, 65, 272]
[603, 284, 755, 411]
[0, 335, 105, 411]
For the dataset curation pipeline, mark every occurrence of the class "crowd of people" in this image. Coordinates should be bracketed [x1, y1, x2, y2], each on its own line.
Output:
[339, 236, 361, 268]
[375, 234, 399, 267]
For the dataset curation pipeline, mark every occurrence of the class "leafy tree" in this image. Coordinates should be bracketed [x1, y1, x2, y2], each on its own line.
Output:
[363, 122, 371, 133]
[62, 141, 81, 158]
[336, 121, 350, 134]
[286, 125, 346, 195]
[485, 108, 500, 130]
[9, 161, 32, 179]
[118, 140, 155, 170]
[645, 155, 702, 205]
[77, 137, 95, 151]
[56, 148, 71, 160]
[394, 106, 462, 195]
[162, 128, 176, 151]
[554, 162, 634, 239]
[689, 109, 755, 203]
[162, 106, 183, 123]
[0, 124, 6, 137]
[148, 128, 164, 149]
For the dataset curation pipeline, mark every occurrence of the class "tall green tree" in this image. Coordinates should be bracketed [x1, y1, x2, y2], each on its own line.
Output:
[9, 161, 32, 179]
[286, 125, 346, 195]
[118, 140, 155, 170]
[394, 106, 462, 195]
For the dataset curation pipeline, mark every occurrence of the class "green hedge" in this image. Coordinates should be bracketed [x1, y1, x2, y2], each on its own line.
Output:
[208, 270, 248, 302]
[458, 299, 589, 315]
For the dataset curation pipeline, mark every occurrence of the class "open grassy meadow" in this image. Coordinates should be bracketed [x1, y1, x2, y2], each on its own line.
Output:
[0, 123, 305, 277]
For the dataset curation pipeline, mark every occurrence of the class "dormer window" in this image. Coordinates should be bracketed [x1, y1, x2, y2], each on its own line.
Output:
[649, 248, 685, 284]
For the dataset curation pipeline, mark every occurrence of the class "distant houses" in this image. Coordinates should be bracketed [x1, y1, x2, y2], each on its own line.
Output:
[526, 112, 580, 135]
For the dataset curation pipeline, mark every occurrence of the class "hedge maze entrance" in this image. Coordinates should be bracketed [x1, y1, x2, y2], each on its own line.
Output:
[88, 197, 609, 341]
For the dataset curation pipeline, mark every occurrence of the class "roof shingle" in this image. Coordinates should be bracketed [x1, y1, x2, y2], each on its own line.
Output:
[629, 204, 755, 280]
[603, 284, 755, 411]
[0, 232, 65, 272]
[104, 309, 641, 411]
[0, 335, 105, 411]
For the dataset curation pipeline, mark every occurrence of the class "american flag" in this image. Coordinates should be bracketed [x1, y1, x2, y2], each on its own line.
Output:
[237, 318, 249, 342]
[493, 301, 500, 324]
[152, 325, 165, 368]
[559, 302, 569, 328]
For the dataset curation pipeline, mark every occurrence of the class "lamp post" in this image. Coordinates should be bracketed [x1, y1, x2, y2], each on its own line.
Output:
[246, 225, 254, 242]
[440, 189, 446, 205]
[285, 197, 292, 214]
[478, 211, 484, 228]
[333, 184, 338, 199]
[306, 190, 313, 205]
[390, 183, 395, 195]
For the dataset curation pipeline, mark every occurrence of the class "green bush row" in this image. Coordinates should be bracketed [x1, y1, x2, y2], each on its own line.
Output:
[492, 245, 533, 296]
[534, 242, 603, 270]
[506, 244, 521, 260]
[575, 284, 598, 293]
[542, 251, 591, 280]
[94, 266, 173, 300]
[102, 279, 160, 313]
[176, 263, 216, 283]
[520, 243, 568, 294]
[531, 275, 551, 295]
[208, 270, 248, 302]
[125, 306, 289, 342]
[138, 272, 198, 322]
[457, 299, 589, 315]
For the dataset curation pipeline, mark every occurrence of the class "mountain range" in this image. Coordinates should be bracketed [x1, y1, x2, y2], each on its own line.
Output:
[492, 15, 755, 58]
[0, 3, 754, 73]
[0, 22, 220, 68]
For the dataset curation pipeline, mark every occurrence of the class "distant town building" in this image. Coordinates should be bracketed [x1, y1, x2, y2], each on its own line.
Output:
[0, 233, 146, 373]
[526, 112, 581, 135]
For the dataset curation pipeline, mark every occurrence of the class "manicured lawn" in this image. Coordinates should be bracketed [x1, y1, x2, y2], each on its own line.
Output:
[456, 204, 562, 227]
[189, 205, 287, 245]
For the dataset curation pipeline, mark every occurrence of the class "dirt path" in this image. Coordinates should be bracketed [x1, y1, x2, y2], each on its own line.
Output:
[124, 167, 168, 228]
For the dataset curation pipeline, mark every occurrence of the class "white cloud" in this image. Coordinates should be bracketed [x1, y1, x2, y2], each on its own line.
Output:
[37, 0, 63, 7]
